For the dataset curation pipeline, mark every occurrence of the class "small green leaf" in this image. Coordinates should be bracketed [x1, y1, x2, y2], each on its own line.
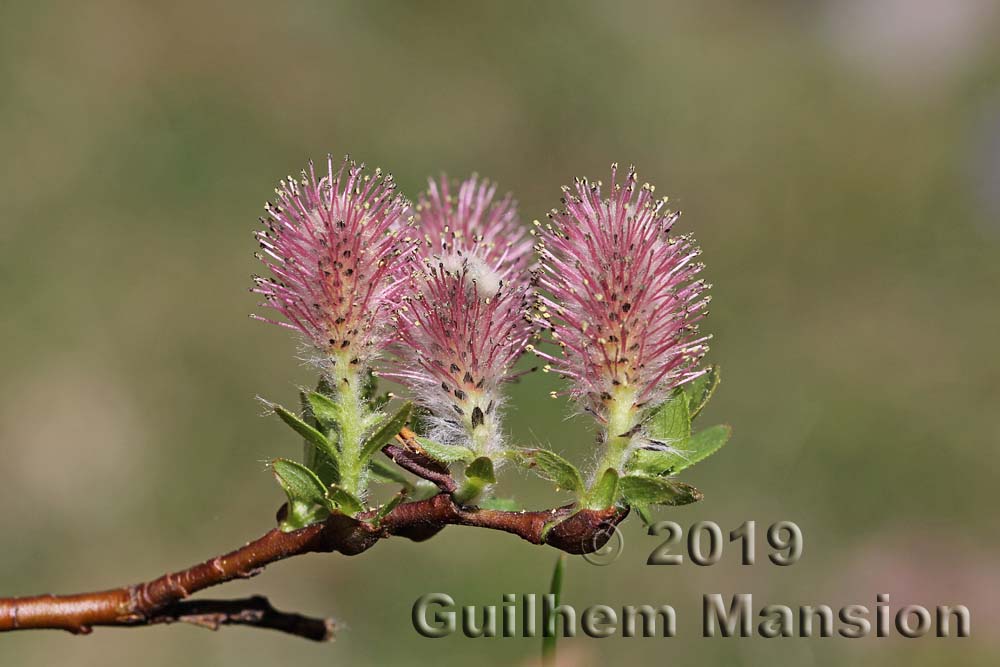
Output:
[478, 496, 519, 511]
[672, 424, 732, 473]
[300, 389, 317, 427]
[272, 458, 328, 505]
[299, 391, 338, 484]
[626, 448, 677, 476]
[310, 449, 341, 486]
[271, 458, 331, 531]
[465, 456, 496, 485]
[516, 449, 585, 493]
[585, 468, 619, 509]
[453, 456, 496, 504]
[281, 503, 321, 532]
[327, 485, 364, 515]
[684, 365, 720, 420]
[619, 474, 703, 506]
[368, 458, 414, 489]
[360, 402, 412, 462]
[278, 403, 340, 483]
[275, 404, 331, 454]
[362, 410, 387, 431]
[629, 424, 732, 476]
[307, 391, 341, 428]
[633, 504, 655, 526]
[647, 394, 691, 444]
[415, 436, 476, 464]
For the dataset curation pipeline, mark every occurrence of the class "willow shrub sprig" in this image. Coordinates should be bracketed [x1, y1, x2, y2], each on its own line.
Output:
[525, 163, 729, 517]
[0, 156, 733, 642]
[252, 156, 416, 527]
[382, 175, 536, 504]
[257, 158, 731, 531]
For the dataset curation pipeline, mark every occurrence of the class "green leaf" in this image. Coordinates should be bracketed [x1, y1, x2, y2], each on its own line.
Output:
[672, 424, 732, 473]
[368, 458, 414, 489]
[299, 391, 337, 483]
[453, 456, 496, 504]
[414, 436, 476, 464]
[361, 410, 387, 431]
[327, 485, 364, 515]
[626, 448, 677, 476]
[516, 449, 585, 493]
[307, 391, 341, 428]
[271, 458, 331, 531]
[647, 394, 691, 444]
[310, 449, 341, 486]
[478, 496, 519, 511]
[275, 404, 332, 455]
[272, 458, 329, 506]
[628, 424, 732, 476]
[278, 402, 340, 484]
[684, 365, 720, 420]
[619, 474, 703, 506]
[585, 468, 619, 509]
[465, 456, 496, 485]
[633, 504, 655, 526]
[359, 402, 412, 463]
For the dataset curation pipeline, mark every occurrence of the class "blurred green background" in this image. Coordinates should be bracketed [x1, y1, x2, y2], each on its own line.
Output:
[2, 1, 999, 665]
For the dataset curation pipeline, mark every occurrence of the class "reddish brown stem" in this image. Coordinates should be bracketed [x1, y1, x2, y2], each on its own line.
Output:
[0, 493, 627, 639]
[382, 443, 457, 493]
[383, 427, 458, 493]
[150, 596, 336, 641]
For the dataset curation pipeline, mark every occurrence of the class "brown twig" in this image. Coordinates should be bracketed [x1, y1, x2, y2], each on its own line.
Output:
[150, 596, 336, 641]
[383, 427, 457, 493]
[0, 484, 628, 638]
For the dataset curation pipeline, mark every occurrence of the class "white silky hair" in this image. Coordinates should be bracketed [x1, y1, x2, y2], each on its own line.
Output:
[438, 252, 504, 299]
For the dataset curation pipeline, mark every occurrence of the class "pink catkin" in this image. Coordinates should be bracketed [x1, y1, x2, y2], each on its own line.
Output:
[411, 174, 534, 289]
[251, 155, 412, 371]
[385, 175, 536, 454]
[535, 164, 711, 420]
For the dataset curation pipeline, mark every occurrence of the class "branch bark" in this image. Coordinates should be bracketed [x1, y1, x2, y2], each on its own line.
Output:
[0, 492, 628, 639]
[150, 596, 336, 641]
[382, 434, 457, 493]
